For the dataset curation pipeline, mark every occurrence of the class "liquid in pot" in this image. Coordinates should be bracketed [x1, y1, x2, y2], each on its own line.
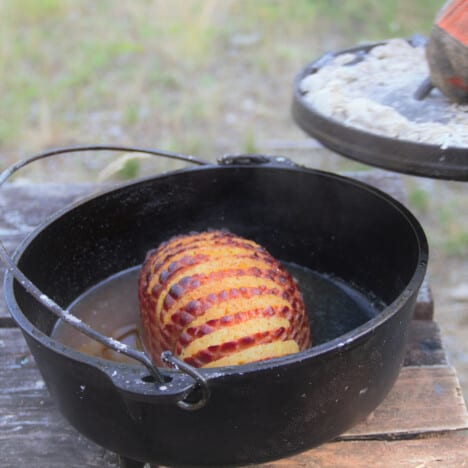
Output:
[51, 263, 384, 364]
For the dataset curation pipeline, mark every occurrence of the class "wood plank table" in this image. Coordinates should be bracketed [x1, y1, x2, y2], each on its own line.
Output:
[1, 171, 467, 468]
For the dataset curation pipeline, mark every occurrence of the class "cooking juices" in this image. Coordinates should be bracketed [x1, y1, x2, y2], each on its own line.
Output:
[51, 263, 385, 364]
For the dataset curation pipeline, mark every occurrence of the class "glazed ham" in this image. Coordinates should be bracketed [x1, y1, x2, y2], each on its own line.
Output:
[139, 230, 310, 368]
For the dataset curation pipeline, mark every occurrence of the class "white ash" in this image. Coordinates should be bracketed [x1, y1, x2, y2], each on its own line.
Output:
[300, 38, 468, 147]
[34, 380, 45, 389]
[62, 309, 83, 326]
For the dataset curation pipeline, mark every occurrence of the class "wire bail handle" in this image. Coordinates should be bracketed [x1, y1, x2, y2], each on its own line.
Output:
[0, 145, 211, 408]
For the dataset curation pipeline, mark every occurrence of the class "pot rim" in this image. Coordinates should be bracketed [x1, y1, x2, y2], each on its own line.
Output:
[4, 162, 429, 379]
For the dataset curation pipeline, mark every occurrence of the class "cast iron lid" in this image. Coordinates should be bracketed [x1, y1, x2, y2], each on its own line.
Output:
[292, 36, 468, 181]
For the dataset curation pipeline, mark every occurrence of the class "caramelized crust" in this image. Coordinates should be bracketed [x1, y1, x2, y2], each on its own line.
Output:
[138, 230, 311, 367]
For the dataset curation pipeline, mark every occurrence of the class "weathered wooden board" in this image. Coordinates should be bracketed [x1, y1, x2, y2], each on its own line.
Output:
[404, 320, 446, 366]
[0, 182, 95, 321]
[260, 432, 468, 468]
[343, 365, 468, 438]
[413, 279, 434, 321]
[1, 325, 467, 468]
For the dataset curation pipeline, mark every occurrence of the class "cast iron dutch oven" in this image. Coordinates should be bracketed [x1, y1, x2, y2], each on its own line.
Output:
[2, 146, 428, 466]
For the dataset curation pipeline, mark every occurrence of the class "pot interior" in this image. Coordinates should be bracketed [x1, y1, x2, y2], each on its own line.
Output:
[50, 261, 384, 363]
[11, 164, 427, 358]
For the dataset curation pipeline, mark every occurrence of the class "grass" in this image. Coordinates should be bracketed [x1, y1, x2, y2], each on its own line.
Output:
[116, 158, 140, 181]
[408, 187, 430, 213]
[406, 179, 468, 258]
[436, 202, 468, 256]
[0, 0, 441, 173]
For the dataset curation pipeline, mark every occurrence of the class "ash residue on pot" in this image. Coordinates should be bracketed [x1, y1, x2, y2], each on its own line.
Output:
[300, 38, 468, 148]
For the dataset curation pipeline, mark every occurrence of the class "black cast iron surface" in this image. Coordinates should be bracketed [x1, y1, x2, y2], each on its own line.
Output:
[292, 39, 468, 181]
[4, 158, 428, 466]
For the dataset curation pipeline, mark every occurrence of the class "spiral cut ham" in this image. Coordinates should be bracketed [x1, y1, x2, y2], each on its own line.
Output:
[138, 230, 311, 368]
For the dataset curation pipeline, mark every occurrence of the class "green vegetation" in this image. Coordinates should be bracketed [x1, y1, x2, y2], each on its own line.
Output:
[405, 178, 468, 259]
[444, 230, 468, 257]
[0, 0, 440, 170]
[117, 158, 140, 181]
[242, 130, 258, 154]
[436, 201, 468, 256]
[408, 187, 430, 213]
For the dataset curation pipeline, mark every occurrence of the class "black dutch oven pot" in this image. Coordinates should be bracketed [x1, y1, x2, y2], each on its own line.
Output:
[2, 146, 428, 467]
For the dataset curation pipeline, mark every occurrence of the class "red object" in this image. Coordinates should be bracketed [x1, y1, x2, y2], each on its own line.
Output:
[437, 0, 468, 46]
[446, 75, 468, 90]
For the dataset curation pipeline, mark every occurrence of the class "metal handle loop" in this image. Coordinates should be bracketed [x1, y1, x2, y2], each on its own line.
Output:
[0, 145, 209, 385]
[161, 351, 211, 410]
